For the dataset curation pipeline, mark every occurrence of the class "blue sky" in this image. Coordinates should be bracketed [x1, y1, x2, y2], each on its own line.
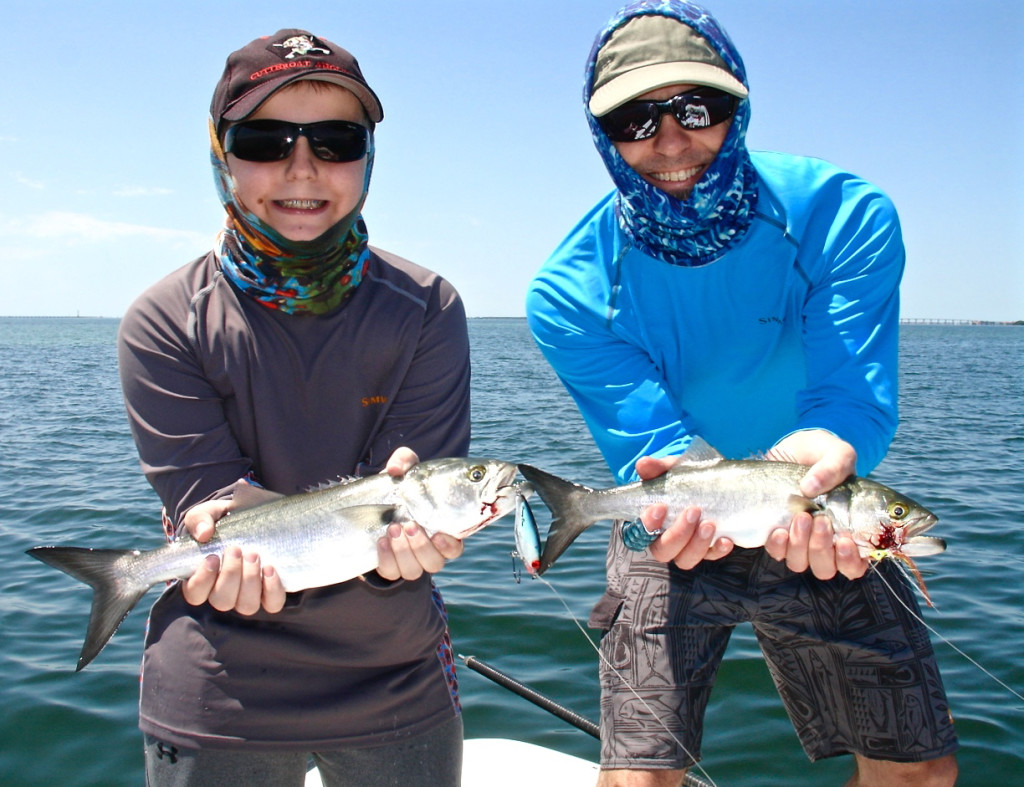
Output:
[1, 0, 1021, 320]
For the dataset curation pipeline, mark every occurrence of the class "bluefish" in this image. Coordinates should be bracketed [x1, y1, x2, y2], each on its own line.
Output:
[30, 457, 523, 670]
[518, 438, 944, 574]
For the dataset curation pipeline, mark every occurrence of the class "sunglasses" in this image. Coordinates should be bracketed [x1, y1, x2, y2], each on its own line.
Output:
[598, 88, 738, 142]
[224, 119, 369, 163]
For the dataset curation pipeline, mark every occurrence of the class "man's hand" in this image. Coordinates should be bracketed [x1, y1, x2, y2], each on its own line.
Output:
[375, 447, 465, 581]
[634, 454, 734, 570]
[180, 497, 287, 614]
[764, 430, 867, 580]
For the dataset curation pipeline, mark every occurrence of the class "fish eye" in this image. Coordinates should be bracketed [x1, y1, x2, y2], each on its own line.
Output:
[467, 465, 486, 483]
[888, 501, 909, 520]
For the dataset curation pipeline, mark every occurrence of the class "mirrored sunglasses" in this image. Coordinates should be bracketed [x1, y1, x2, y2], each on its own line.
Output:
[598, 88, 738, 142]
[224, 119, 369, 163]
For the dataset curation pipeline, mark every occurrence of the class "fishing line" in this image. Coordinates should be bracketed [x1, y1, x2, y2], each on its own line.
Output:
[870, 561, 1024, 705]
[536, 575, 719, 787]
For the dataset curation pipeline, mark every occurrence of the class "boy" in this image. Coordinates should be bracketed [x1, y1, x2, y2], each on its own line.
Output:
[118, 29, 469, 785]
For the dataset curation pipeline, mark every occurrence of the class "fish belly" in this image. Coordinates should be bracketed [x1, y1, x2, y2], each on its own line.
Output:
[261, 531, 382, 592]
[705, 508, 794, 549]
[656, 467, 804, 549]
[156, 506, 392, 594]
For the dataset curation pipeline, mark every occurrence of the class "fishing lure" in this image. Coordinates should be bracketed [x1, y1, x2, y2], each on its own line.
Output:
[512, 485, 541, 581]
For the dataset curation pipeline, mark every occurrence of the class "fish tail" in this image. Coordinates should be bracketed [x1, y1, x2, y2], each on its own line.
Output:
[27, 546, 149, 671]
[516, 465, 597, 574]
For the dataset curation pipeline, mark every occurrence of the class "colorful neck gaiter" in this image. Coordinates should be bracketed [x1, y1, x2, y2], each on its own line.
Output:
[209, 119, 374, 315]
[585, 0, 758, 267]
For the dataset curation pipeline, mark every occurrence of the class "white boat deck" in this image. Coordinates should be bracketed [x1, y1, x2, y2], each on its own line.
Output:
[304, 737, 599, 785]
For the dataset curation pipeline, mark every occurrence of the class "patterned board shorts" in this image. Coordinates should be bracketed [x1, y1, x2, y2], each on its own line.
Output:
[591, 524, 960, 769]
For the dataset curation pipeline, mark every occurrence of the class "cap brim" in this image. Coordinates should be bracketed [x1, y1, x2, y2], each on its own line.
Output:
[590, 62, 747, 116]
[222, 72, 384, 124]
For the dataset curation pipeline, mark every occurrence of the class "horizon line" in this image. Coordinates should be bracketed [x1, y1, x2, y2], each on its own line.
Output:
[1, 314, 1022, 326]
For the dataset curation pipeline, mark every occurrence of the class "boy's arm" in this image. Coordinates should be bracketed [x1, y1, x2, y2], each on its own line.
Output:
[118, 288, 279, 612]
[359, 282, 472, 580]
[354, 276, 471, 473]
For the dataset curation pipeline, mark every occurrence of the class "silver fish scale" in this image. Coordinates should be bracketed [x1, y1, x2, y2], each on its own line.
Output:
[588, 460, 817, 547]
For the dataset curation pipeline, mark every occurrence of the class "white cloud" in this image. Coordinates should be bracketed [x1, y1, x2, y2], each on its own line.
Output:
[1, 211, 208, 246]
[113, 185, 174, 197]
[14, 173, 45, 189]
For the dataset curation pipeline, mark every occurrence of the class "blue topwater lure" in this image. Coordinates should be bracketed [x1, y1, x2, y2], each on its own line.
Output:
[513, 485, 542, 579]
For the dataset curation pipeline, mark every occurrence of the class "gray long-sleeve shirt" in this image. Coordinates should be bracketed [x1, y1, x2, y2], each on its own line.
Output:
[118, 246, 471, 749]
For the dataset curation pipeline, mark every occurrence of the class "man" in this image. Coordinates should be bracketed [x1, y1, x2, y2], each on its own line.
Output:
[526, 2, 958, 785]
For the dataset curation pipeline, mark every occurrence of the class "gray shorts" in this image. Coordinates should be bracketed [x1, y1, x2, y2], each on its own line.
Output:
[144, 714, 462, 786]
[591, 526, 959, 769]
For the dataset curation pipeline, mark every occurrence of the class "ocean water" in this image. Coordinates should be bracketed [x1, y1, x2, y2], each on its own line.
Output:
[0, 316, 1021, 786]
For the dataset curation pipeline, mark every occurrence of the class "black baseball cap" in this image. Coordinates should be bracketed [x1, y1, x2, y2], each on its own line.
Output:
[211, 29, 383, 128]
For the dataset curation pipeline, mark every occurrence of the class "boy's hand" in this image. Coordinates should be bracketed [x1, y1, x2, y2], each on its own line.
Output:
[180, 498, 287, 614]
[375, 447, 465, 581]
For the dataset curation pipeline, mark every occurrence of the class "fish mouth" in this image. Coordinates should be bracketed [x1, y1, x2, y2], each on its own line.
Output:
[514, 481, 534, 499]
[458, 480, 523, 539]
[903, 513, 939, 539]
[899, 534, 947, 558]
[458, 521, 491, 539]
[482, 482, 522, 519]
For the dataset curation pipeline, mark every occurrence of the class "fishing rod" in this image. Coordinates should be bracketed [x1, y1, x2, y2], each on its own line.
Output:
[460, 654, 599, 738]
[459, 654, 713, 787]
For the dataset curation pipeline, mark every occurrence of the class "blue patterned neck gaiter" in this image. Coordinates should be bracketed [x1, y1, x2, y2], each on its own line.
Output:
[209, 119, 374, 315]
[586, 0, 758, 267]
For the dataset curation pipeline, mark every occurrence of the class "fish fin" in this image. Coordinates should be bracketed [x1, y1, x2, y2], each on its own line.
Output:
[342, 505, 406, 530]
[762, 445, 801, 464]
[304, 474, 361, 493]
[786, 494, 820, 516]
[231, 482, 284, 511]
[899, 535, 947, 557]
[669, 437, 725, 469]
[27, 546, 149, 671]
[516, 464, 596, 574]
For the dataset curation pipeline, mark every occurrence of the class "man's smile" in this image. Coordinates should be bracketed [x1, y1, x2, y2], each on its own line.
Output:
[648, 164, 704, 184]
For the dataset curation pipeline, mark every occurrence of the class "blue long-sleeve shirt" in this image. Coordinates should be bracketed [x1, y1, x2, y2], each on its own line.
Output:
[527, 151, 901, 484]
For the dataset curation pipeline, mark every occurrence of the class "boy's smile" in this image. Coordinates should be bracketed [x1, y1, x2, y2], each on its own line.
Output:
[226, 82, 369, 241]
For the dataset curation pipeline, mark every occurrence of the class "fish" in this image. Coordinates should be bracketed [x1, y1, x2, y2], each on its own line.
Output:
[518, 438, 945, 575]
[513, 485, 542, 577]
[28, 457, 522, 670]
